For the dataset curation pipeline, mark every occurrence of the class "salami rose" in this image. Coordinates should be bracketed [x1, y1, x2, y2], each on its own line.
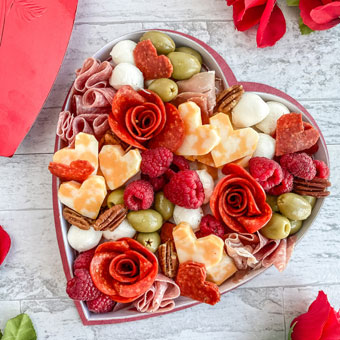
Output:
[90, 238, 158, 303]
[210, 163, 272, 234]
[109, 85, 184, 150]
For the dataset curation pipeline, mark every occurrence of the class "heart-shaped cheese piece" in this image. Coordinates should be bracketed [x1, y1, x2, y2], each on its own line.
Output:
[210, 113, 259, 167]
[58, 175, 107, 219]
[173, 222, 223, 267]
[53, 133, 98, 174]
[99, 145, 141, 190]
[232, 92, 270, 128]
[173, 222, 237, 285]
[176, 102, 220, 156]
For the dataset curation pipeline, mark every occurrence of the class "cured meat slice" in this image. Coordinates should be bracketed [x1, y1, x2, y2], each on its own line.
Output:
[73, 95, 111, 116]
[175, 261, 220, 306]
[148, 103, 185, 152]
[48, 160, 94, 182]
[57, 111, 75, 143]
[177, 71, 216, 114]
[133, 274, 180, 313]
[74, 58, 113, 93]
[133, 40, 173, 80]
[82, 87, 116, 108]
[90, 238, 158, 303]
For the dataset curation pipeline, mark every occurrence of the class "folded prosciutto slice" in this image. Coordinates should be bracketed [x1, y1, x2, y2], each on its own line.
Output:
[176, 71, 216, 115]
[133, 274, 180, 313]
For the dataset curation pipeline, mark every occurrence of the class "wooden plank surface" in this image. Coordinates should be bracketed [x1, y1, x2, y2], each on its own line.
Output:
[0, 0, 340, 338]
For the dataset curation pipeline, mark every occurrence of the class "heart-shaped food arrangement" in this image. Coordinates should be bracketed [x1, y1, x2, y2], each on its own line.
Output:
[50, 30, 331, 324]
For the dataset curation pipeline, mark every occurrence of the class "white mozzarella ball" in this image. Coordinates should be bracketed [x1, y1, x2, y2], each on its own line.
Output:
[173, 206, 203, 232]
[253, 133, 276, 159]
[256, 101, 290, 135]
[109, 63, 144, 90]
[110, 40, 137, 65]
[195, 170, 214, 204]
[232, 93, 270, 128]
[103, 219, 136, 241]
[67, 226, 102, 252]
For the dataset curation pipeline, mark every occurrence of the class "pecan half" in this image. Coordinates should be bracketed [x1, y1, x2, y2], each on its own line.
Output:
[293, 177, 331, 198]
[62, 207, 94, 230]
[99, 130, 128, 150]
[158, 241, 179, 279]
[93, 204, 127, 231]
[215, 84, 244, 114]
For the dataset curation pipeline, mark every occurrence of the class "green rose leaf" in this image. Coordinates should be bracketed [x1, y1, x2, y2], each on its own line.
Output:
[288, 321, 297, 340]
[299, 18, 314, 35]
[287, 0, 299, 6]
[2, 314, 36, 340]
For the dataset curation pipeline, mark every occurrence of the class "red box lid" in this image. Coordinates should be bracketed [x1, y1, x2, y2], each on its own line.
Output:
[0, 0, 78, 157]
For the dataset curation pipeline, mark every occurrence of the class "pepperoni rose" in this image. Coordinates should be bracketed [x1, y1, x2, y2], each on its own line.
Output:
[210, 163, 272, 234]
[109, 85, 184, 151]
[90, 238, 158, 303]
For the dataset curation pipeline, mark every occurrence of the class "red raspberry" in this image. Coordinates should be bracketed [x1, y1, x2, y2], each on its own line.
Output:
[313, 160, 330, 179]
[124, 180, 154, 211]
[196, 214, 225, 239]
[87, 293, 115, 314]
[73, 248, 95, 271]
[165, 155, 190, 179]
[267, 169, 294, 196]
[164, 170, 204, 209]
[66, 269, 101, 301]
[141, 173, 167, 192]
[280, 153, 316, 180]
[249, 157, 283, 191]
[141, 147, 173, 178]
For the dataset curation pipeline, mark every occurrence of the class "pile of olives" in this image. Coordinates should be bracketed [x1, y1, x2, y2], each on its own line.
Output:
[107, 189, 174, 253]
[139, 31, 203, 102]
[262, 193, 316, 240]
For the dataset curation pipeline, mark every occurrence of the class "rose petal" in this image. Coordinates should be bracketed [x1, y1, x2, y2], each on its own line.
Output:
[0, 226, 11, 266]
[321, 307, 340, 340]
[232, 0, 266, 31]
[300, 0, 340, 30]
[310, 2, 340, 25]
[257, 1, 286, 48]
[291, 291, 331, 340]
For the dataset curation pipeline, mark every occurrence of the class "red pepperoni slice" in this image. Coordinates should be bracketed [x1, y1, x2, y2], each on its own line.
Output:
[48, 160, 94, 182]
[176, 261, 220, 306]
[275, 113, 320, 156]
[148, 103, 185, 152]
[133, 40, 173, 80]
[90, 238, 158, 303]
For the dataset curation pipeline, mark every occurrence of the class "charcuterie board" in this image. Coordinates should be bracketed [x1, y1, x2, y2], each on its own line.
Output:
[51, 30, 330, 325]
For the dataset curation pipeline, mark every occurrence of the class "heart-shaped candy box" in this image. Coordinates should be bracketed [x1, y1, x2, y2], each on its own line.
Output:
[53, 30, 329, 325]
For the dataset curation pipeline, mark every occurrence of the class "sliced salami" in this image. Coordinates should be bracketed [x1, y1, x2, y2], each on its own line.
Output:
[82, 87, 116, 108]
[48, 160, 94, 182]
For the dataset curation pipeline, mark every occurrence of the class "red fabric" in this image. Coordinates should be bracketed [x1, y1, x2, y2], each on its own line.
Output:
[291, 291, 340, 340]
[226, 0, 286, 47]
[300, 0, 340, 30]
[0, 225, 11, 266]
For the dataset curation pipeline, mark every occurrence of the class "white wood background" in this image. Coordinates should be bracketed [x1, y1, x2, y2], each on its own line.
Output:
[1, 0, 340, 339]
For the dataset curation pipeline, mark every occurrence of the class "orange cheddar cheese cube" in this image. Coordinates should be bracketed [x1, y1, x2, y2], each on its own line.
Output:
[210, 113, 258, 167]
[99, 145, 141, 190]
[53, 133, 98, 174]
[58, 175, 107, 219]
[176, 102, 220, 156]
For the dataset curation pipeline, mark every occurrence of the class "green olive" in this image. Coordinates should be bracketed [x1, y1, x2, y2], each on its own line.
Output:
[289, 220, 303, 235]
[136, 232, 161, 253]
[277, 193, 312, 221]
[127, 209, 163, 233]
[140, 31, 175, 55]
[107, 188, 125, 208]
[167, 52, 201, 80]
[148, 78, 178, 102]
[154, 192, 174, 220]
[260, 213, 291, 240]
[302, 195, 317, 209]
[175, 47, 203, 65]
[266, 195, 279, 212]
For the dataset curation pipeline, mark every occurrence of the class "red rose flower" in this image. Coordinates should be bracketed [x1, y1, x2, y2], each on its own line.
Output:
[226, 0, 286, 47]
[90, 238, 158, 303]
[0, 225, 11, 266]
[210, 163, 272, 234]
[300, 0, 340, 31]
[290, 291, 340, 340]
